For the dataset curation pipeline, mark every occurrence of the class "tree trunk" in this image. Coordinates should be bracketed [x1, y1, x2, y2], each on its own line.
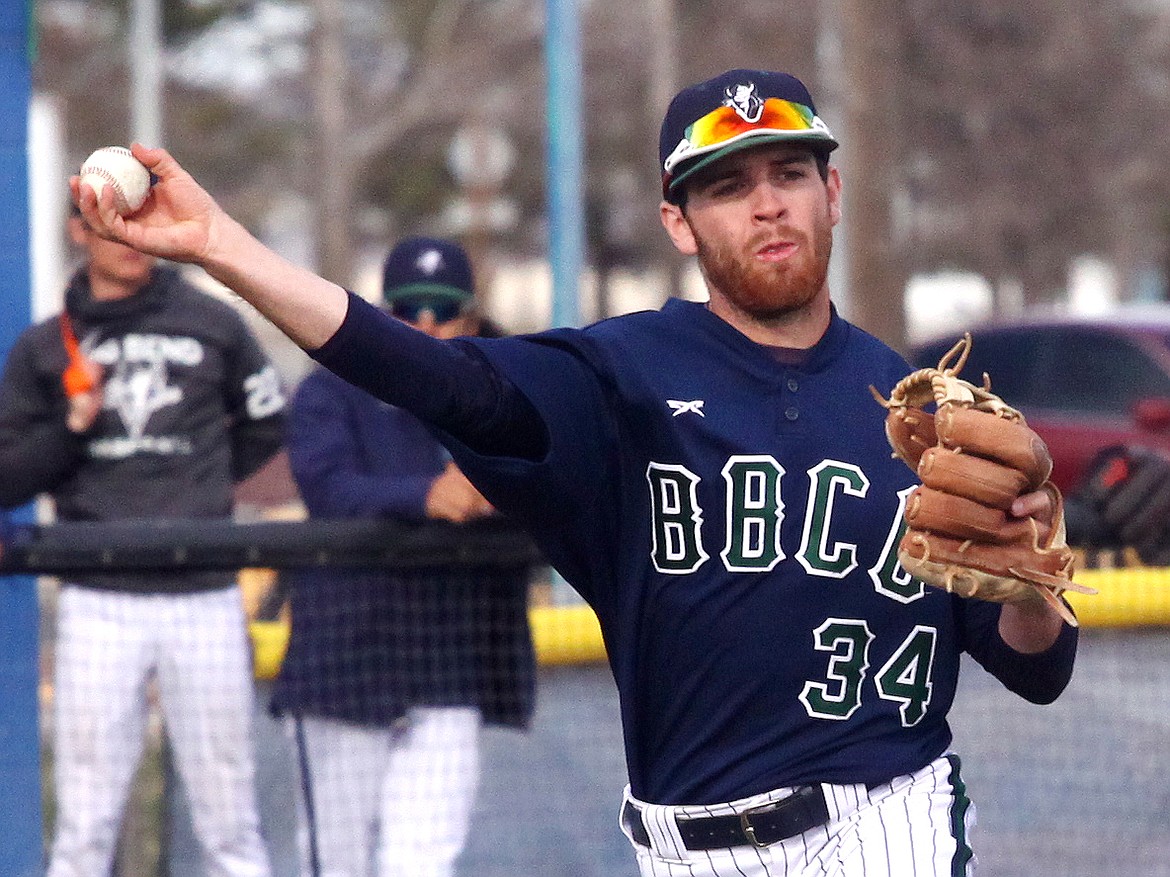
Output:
[310, 0, 354, 287]
[839, 0, 909, 353]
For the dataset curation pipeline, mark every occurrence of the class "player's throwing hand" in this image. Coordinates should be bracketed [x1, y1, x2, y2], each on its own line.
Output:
[71, 144, 222, 267]
[73, 143, 348, 351]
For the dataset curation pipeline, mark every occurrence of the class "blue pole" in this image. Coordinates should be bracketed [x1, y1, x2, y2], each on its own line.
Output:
[0, 2, 44, 875]
[544, 0, 585, 603]
[545, 0, 584, 329]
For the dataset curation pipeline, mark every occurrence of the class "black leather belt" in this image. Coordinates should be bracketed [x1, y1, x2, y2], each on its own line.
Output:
[622, 785, 830, 851]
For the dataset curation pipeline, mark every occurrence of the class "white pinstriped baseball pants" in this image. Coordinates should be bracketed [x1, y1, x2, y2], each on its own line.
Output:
[288, 707, 483, 877]
[47, 585, 272, 877]
[621, 754, 976, 877]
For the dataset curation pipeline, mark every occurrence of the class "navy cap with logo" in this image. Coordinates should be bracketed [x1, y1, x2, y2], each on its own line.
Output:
[381, 236, 475, 322]
[658, 69, 839, 203]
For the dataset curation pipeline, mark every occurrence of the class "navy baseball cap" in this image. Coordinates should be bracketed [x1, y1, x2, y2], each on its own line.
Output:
[381, 236, 475, 306]
[659, 69, 839, 203]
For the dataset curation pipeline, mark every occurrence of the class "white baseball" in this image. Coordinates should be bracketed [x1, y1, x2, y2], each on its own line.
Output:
[79, 146, 151, 216]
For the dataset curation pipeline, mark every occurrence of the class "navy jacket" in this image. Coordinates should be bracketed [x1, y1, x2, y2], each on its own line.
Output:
[270, 367, 535, 728]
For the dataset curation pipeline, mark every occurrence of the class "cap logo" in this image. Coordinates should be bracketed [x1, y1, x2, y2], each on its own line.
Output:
[660, 71, 838, 197]
[724, 82, 764, 123]
[416, 249, 444, 276]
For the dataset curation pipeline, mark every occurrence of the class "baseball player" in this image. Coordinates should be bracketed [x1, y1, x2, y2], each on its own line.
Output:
[0, 205, 284, 876]
[272, 236, 535, 877]
[75, 68, 1078, 877]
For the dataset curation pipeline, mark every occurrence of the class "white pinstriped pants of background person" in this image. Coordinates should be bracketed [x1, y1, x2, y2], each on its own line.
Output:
[621, 754, 977, 877]
[47, 584, 272, 877]
[288, 708, 483, 877]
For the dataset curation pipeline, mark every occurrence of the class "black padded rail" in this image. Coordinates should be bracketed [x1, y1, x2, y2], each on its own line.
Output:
[0, 517, 543, 574]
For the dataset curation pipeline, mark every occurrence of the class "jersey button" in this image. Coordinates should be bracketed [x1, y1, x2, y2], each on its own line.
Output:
[787, 378, 799, 392]
[785, 407, 799, 421]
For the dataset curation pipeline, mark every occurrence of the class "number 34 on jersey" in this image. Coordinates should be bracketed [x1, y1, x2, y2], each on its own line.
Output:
[649, 455, 936, 728]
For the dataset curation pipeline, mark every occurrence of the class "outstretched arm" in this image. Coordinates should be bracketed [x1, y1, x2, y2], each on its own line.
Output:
[73, 144, 348, 351]
[75, 143, 550, 464]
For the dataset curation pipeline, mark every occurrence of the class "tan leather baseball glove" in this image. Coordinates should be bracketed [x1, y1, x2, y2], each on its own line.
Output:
[872, 334, 1095, 626]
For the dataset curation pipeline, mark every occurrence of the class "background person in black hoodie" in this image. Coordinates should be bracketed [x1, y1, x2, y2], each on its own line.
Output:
[0, 204, 285, 877]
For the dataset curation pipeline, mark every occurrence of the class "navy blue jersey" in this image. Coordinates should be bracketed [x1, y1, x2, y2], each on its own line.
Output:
[314, 293, 1076, 806]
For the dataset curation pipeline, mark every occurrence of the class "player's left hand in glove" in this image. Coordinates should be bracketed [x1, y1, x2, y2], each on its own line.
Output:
[871, 334, 1095, 626]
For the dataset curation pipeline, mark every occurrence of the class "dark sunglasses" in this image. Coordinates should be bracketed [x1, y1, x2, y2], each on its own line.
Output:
[389, 295, 465, 324]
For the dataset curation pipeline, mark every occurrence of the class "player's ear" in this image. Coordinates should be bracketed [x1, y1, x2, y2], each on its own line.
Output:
[827, 165, 843, 227]
[660, 200, 698, 257]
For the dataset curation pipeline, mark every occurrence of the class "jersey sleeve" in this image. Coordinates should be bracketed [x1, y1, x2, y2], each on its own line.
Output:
[436, 332, 619, 596]
[957, 597, 1079, 703]
[311, 292, 617, 596]
[312, 293, 546, 458]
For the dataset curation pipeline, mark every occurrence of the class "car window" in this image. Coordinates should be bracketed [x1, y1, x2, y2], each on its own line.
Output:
[946, 331, 1040, 405]
[911, 333, 1038, 404]
[913, 327, 1170, 415]
[912, 332, 1043, 409]
[1034, 329, 1170, 414]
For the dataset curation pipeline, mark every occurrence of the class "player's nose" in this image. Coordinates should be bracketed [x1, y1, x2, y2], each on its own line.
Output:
[749, 180, 787, 221]
[410, 312, 442, 337]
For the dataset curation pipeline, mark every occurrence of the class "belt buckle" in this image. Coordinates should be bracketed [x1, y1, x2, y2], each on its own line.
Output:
[738, 800, 779, 849]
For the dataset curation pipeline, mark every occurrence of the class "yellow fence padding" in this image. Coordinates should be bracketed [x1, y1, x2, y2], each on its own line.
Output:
[249, 603, 608, 681]
[529, 604, 607, 665]
[250, 564, 1168, 679]
[1065, 567, 1170, 628]
[250, 620, 291, 681]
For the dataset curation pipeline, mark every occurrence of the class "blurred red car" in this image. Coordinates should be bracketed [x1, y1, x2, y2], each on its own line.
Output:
[908, 308, 1170, 494]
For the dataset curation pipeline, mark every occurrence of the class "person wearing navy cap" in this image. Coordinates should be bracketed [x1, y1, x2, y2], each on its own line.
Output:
[380, 236, 475, 318]
[270, 236, 535, 877]
[78, 68, 1079, 877]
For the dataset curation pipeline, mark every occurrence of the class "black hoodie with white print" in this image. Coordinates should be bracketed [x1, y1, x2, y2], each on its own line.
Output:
[0, 266, 286, 591]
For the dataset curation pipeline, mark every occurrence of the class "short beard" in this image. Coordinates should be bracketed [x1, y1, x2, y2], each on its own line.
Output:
[694, 223, 832, 321]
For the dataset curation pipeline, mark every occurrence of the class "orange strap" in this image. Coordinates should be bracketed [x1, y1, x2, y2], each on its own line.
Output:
[59, 313, 97, 397]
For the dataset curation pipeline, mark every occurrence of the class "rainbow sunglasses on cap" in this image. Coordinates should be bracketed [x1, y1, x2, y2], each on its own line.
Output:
[658, 69, 838, 202]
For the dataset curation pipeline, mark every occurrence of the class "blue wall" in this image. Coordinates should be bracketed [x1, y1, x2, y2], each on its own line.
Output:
[0, 2, 44, 874]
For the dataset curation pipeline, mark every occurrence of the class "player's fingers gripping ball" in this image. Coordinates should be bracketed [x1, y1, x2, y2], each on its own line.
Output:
[871, 334, 1095, 626]
[79, 147, 152, 217]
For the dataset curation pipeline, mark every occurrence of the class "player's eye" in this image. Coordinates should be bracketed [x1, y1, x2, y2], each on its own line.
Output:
[771, 161, 811, 183]
[703, 175, 746, 198]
